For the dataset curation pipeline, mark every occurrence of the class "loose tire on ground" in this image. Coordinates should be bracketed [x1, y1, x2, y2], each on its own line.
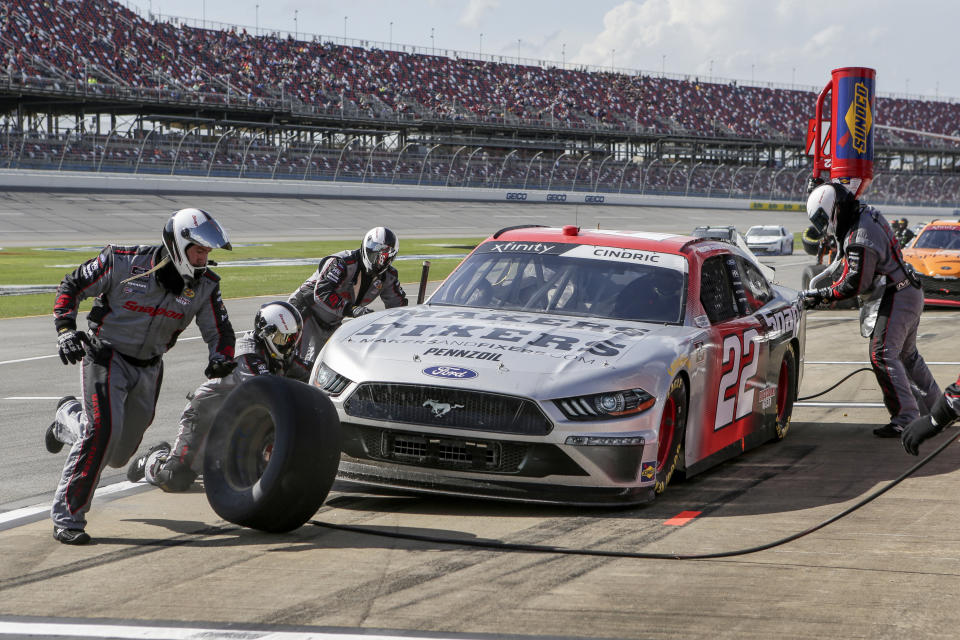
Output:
[204, 375, 341, 533]
[654, 376, 687, 495]
[769, 345, 797, 442]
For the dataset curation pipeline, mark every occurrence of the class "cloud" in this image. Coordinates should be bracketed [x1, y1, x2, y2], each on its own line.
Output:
[458, 0, 500, 27]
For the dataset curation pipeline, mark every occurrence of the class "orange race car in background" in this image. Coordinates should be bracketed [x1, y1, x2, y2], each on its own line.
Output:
[902, 219, 960, 307]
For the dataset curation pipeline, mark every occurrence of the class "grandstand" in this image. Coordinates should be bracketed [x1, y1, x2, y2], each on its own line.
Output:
[2, 0, 960, 205]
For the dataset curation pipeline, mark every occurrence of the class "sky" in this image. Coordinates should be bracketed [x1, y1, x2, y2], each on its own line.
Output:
[121, 0, 960, 100]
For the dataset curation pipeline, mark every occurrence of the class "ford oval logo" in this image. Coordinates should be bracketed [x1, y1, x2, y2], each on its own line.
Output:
[422, 365, 478, 379]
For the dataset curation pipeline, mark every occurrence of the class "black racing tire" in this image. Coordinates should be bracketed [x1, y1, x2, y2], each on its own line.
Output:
[769, 345, 797, 442]
[800, 264, 826, 290]
[654, 376, 687, 495]
[204, 375, 341, 533]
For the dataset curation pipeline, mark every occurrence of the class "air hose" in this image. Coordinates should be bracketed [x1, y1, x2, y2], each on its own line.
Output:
[310, 368, 956, 559]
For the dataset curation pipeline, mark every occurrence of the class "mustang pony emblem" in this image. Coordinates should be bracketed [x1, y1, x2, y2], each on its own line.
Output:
[423, 399, 464, 418]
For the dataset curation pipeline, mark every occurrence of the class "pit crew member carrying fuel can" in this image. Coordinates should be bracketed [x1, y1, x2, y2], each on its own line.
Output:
[126, 301, 310, 491]
[45, 208, 236, 545]
[801, 182, 941, 438]
[288, 227, 408, 365]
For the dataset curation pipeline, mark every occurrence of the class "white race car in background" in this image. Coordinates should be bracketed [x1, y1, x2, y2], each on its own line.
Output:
[745, 225, 794, 255]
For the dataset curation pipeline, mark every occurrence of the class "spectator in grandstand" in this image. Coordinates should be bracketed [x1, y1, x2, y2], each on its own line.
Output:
[288, 227, 407, 366]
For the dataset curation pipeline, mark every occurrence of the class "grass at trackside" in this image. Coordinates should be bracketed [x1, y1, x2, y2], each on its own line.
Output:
[0, 238, 485, 319]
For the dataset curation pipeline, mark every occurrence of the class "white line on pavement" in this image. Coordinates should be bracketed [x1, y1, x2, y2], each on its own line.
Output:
[0, 336, 203, 366]
[0, 481, 141, 527]
[0, 621, 475, 640]
[795, 401, 886, 408]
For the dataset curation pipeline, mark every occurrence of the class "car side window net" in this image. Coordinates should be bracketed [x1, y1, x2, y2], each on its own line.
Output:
[699, 256, 739, 323]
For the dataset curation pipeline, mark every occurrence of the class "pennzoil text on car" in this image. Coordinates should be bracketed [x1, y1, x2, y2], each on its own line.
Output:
[309, 225, 806, 505]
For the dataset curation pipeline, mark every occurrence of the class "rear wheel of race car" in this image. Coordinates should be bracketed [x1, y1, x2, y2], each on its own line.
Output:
[204, 376, 341, 533]
[654, 376, 687, 495]
[769, 345, 797, 442]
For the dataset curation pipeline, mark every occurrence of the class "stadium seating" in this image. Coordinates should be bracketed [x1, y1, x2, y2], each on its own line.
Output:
[4, 0, 960, 147]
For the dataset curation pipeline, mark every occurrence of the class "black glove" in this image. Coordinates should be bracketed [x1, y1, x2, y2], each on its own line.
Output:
[351, 305, 373, 318]
[204, 355, 237, 379]
[806, 176, 825, 195]
[800, 288, 827, 310]
[57, 329, 89, 365]
[901, 415, 944, 456]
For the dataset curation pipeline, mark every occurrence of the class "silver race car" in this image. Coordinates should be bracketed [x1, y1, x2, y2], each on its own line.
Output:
[310, 225, 805, 505]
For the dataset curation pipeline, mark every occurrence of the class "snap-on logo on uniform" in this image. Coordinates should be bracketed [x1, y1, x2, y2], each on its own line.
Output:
[123, 300, 185, 319]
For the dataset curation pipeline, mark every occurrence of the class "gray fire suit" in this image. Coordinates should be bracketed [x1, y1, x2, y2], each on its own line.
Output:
[288, 248, 407, 364]
[50, 244, 235, 530]
[150, 332, 311, 491]
[815, 205, 941, 427]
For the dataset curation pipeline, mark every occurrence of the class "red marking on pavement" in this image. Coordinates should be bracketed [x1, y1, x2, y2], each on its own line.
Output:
[663, 510, 702, 526]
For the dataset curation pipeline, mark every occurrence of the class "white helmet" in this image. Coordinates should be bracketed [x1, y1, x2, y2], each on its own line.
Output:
[806, 184, 840, 238]
[161, 208, 232, 280]
[361, 227, 399, 274]
[253, 301, 303, 361]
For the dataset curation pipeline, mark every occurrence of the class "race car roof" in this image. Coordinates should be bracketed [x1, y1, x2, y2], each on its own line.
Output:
[489, 225, 694, 254]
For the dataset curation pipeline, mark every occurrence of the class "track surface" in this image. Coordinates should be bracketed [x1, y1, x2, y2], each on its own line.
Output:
[2, 196, 960, 639]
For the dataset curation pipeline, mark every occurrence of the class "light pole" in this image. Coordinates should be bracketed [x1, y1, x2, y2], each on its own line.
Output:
[343, 16, 347, 43]
[293, 9, 297, 40]
[479, 32, 483, 56]
[255, 4, 258, 36]
[709, 58, 713, 80]
[430, 27, 434, 55]
[202, 0, 205, 28]
[661, 54, 665, 75]
[389, 22, 393, 48]
[562, 43, 566, 69]
[517, 38, 521, 63]
[751, 63, 755, 84]
[611, 49, 615, 70]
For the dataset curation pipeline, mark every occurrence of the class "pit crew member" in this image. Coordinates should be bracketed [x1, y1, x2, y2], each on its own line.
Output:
[901, 375, 960, 455]
[288, 226, 407, 365]
[126, 301, 309, 491]
[45, 208, 235, 545]
[802, 183, 941, 438]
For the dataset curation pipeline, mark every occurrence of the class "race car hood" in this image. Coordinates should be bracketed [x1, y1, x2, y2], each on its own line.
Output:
[322, 305, 698, 399]
[902, 248, 960, 277]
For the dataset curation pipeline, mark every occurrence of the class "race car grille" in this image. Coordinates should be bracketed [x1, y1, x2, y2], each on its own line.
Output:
[357, 426, 529, 472]
[344, 383, 552, 435]
[917, 273, 960, 299]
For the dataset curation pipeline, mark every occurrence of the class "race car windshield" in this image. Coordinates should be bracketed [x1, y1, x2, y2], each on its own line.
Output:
[749, 227, 781, 237]
[430, 244, 687, 324]
[914, 228, 960, 250]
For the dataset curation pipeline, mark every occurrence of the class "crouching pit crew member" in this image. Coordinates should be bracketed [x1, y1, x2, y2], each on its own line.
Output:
[127, 301, 309, 491]
[288, 226, 408, 366]
[45, 208, 235, 545]
[801, 183, 941, 439]
[902, 375, 960, 455]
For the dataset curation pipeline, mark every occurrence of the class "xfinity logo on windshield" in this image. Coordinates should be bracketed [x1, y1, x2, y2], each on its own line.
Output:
[491, 242, 555, 254]
[423, 365, 478, 379]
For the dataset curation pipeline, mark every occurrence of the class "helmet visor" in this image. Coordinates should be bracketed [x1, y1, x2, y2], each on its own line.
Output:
[364, 239, 396, 270]
[181, 219, 232, 251]
[269, 329, 299, 354]
[809, 208, 829, 235]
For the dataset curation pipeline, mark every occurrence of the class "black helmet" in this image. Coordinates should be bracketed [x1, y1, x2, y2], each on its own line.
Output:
[361, 227, 399, 274]
[253, 301, 303, 361]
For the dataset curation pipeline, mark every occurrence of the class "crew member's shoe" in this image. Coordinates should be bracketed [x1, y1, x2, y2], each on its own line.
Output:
[45, 396, 78, 454]
[873, 423, 903, 438]
[53, 526, 90, 545]
[126, 441, 171, 483]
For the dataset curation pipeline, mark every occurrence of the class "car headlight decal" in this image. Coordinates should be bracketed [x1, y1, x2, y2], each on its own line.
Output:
[554, 388, 656, 420]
